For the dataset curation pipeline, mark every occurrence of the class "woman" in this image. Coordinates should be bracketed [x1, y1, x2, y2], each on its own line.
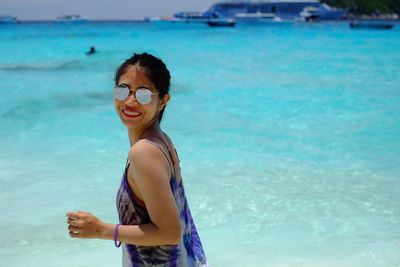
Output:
[66, 52, 208, 267]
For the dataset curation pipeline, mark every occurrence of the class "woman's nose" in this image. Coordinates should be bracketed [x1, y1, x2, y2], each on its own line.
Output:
[125, 93, 138, 105]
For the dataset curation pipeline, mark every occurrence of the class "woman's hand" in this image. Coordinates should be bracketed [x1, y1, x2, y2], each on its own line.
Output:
[66, 211, 106, 239]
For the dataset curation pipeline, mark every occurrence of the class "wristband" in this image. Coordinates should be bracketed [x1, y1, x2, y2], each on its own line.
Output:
[114, 224, 121, 247]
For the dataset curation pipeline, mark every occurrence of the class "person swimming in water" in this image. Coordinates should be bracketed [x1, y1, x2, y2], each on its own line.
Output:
[86, 46, 96, 55]
[66, 52, 208, 266]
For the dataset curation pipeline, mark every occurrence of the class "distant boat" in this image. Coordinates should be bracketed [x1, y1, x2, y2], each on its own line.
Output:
[0, 15, 19, 24]
[151, 15, 209, 25]
[172, 1, 344, 23]
[350, 20, 395, 30]
[207, 18, 236, 27]
[299, 6, 321, 22]
[151, 16, 236, 27]
[56, 15, 88, 24]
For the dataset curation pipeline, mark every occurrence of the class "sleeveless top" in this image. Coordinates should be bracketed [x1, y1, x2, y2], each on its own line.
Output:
[116, 135, 208, 267]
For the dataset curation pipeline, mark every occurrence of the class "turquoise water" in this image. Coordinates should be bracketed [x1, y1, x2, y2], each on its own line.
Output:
[0, 21, 400, 266]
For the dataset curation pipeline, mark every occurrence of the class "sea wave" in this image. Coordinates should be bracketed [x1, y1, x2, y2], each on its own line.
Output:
[0, 33, 98, 41]
[0, 61, 83, 71]
[0, 91, 111, 121]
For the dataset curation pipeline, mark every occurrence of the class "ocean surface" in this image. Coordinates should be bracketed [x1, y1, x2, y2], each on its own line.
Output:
[0, 21, 399, 267]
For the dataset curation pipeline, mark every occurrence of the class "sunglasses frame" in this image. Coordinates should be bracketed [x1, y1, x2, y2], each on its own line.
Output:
[113, 84, 158, 105]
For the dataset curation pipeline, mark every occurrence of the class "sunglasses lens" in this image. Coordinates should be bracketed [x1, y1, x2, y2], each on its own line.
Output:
[136, 89, 152, 105]
[113, 85, 129, 101]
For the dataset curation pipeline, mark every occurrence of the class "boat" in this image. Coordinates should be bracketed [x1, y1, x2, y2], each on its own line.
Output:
[171, 0, 345, 23]
[0, 15, 19, 24]
[56, 15, 88, 24]
[350, 20, 395, 30]
[152, 12, 236, 27]
[299, 6, 321, 21]
[173, 12, 213, 23]
[151, 16, 236, 28]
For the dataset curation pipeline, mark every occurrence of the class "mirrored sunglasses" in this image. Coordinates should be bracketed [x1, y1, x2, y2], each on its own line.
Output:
[113, 85, 157, 105]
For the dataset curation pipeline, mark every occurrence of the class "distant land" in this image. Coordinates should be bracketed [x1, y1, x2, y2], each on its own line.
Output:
[322, 0, 400, 16]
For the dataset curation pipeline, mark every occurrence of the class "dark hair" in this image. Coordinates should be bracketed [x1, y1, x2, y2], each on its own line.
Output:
[114, 52, 171, 123]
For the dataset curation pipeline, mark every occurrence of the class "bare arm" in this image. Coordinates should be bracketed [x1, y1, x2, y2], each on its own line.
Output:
[66, 140, 182, 246]
[101, 222, 180, 246]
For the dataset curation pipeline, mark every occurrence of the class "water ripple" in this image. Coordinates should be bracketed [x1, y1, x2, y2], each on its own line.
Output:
[0, 61, 83, 71]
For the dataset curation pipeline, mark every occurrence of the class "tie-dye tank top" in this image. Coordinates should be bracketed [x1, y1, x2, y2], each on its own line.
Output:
[116, 137, 208, 267]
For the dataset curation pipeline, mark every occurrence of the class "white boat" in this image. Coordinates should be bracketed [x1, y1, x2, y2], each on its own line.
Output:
[153, 12, 211, 24]
[172, 0, 345, 23]
[151, 16, 236, 28]
[56, 15, 88, 24]
[0, 15, 19, 24]
[151, 16, 210, 25]
[299, 6, 321, 21]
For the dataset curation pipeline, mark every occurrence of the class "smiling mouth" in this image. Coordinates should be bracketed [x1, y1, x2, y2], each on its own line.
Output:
[122, 109, 142, 118]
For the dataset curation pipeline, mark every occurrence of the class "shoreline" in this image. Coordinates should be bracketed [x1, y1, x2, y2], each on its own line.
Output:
[3, 19, 400, 26]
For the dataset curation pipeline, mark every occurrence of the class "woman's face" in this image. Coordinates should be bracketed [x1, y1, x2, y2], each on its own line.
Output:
[114, 64, 168, 129]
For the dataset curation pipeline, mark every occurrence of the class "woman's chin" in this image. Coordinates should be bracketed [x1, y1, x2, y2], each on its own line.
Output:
[121, 118, 141, 128]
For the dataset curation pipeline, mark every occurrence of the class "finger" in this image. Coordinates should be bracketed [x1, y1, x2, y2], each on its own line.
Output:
[69, 231, 80, 238]
[78, 211, 91, 216]
[69, 231, 88, 239]
[77, 211, 91, 219]
[68, 225, 79, 232]
[67, 218, 82, 227]
[66, 212, 80, 220]
[68, 211, 90, 220]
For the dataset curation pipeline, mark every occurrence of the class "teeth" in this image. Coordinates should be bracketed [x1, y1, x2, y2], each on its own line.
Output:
[124, 110, 141, 116]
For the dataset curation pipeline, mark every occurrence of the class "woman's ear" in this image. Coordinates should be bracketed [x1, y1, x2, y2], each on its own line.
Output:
[159, 93, 170, 111]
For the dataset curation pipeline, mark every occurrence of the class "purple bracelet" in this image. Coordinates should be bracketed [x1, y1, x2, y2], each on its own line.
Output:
[114, 224, 121, 248]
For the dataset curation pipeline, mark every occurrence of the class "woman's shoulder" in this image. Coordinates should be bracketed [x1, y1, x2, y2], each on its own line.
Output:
[128, 138, 171, 176]
[128, 139, 166, 163]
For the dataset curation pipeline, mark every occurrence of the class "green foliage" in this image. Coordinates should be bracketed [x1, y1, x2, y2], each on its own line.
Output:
[321, 0, 400, 15]
[322, 0, 350, 8]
